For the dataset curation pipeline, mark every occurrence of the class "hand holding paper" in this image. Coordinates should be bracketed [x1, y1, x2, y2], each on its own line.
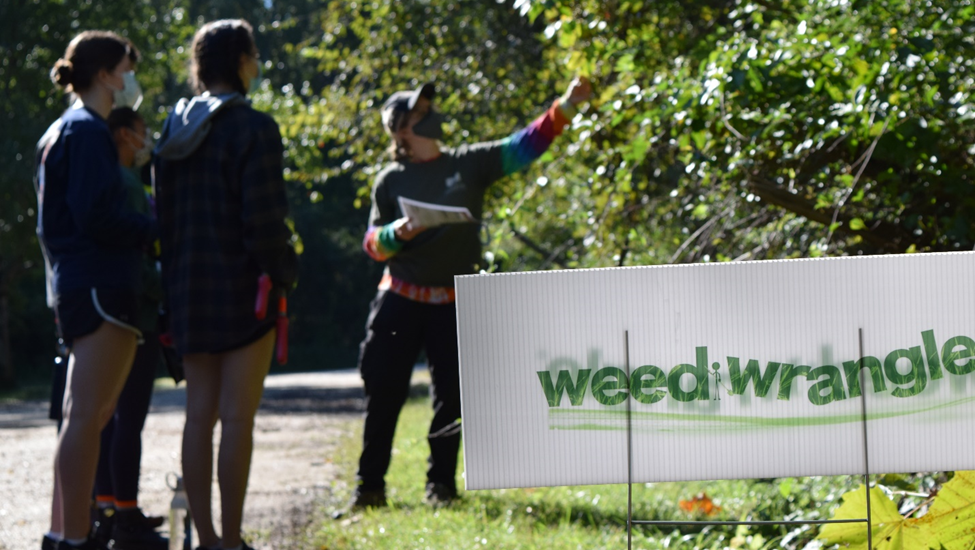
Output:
[392, 216, 426, 242]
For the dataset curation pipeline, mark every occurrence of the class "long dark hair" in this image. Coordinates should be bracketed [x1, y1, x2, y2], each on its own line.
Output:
[189, 19, 256, 95]
[50, 31, 139, 93]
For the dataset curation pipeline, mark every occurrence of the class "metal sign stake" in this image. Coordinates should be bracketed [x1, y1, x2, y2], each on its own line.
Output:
[623, 329, 874, 548]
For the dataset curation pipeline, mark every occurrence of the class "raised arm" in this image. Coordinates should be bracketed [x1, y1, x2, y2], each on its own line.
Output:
[499, 76, 592, 175]
[460, 76, 593, 188]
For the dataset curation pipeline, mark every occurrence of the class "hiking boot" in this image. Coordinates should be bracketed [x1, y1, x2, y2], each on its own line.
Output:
[109, 508, 168, 550]
[141, 514, 165, 530]
[111, 508, 163, 530]
[57, 540, 99, 550]
[424, 482, 459, 507]
[92, 507, 114, 549]
[331, 487, 387, 519]
[193, 538, 251, 550]
[41, 534, 58, 550]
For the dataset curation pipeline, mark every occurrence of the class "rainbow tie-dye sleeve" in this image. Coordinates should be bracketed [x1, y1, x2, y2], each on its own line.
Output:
[363, 223, 403, 261]
[499, 99, 575, 176]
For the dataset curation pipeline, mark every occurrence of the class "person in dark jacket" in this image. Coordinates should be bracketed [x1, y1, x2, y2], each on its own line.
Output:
[84, 107, 168, 550]
[345, 76, 591, 512]
[153, 19, 297, 550]
[34, 31, 156, 550]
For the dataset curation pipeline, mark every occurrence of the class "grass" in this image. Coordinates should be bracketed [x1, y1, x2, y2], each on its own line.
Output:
[310, 395, 860, 550]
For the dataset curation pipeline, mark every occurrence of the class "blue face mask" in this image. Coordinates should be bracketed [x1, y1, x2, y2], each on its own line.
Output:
[411, 111, 444, 140]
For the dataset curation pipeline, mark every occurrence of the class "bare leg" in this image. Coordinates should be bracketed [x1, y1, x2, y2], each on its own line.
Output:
[49, 465, 62, 537]
[181, 353, 221, 548]
[56, 322, 137, 539]
[216, 330, 274, 549]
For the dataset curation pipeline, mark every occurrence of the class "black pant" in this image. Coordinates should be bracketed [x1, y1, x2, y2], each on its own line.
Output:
[94, 331, 160, 503]
[356, 291, 462, 492]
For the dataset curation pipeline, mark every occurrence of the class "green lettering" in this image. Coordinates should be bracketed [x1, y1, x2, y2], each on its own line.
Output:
[884, 347, 927, 398]
[727, 357, 780, 397]
[806, 365, 846, 405]
[630, 365, 667, 404]
[942, 336, 975, 376]
[537, 369, 592, 407]
[921, 330, 943, 380]
[777, 364, 810, 400]
[668, 347, 710, 402]
[591, 367, 629, 406]
[843, 356, 886, 398]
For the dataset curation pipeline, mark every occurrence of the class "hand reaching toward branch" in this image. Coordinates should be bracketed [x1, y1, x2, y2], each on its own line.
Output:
[563, 75, 593, 106]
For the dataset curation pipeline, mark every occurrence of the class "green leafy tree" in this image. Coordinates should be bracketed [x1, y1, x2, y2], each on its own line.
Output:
[7, 0, 975, 385]
[0, 0, 371, 382]
[0, 0, 209, 386]
[261, 0, 573, 362]
[513, 0, 975, 268]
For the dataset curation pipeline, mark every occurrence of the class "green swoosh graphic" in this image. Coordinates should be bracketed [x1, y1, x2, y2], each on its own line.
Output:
[548, 395, 975, 432]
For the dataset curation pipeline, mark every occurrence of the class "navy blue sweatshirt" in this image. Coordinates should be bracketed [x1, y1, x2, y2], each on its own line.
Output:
[34, 106, 156, 295]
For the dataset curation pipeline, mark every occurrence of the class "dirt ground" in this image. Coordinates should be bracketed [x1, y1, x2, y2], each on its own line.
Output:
[0, 369, 390, 550]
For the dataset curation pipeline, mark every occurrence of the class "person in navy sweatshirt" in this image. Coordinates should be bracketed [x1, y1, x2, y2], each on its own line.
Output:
[34, 31, 156, 550]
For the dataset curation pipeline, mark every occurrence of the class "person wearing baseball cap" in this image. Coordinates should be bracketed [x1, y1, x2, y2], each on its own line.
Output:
[343, 76, 592, 515]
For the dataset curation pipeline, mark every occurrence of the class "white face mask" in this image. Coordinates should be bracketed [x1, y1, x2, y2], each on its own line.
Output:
[133, 130, 153, 167]
[113, 71, 143, 110]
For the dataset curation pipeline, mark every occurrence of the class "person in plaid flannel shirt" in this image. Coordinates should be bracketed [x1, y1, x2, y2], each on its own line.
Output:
[153, 19, 297, 550]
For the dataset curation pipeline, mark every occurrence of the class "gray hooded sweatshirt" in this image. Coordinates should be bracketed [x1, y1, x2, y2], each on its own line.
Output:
[155, 92, 249, 160]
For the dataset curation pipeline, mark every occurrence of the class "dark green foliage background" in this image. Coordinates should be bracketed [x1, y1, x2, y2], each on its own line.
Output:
[2, 0, 973, 386]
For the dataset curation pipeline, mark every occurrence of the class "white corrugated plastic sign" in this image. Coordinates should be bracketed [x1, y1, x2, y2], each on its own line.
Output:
[455, 252, 975, 490]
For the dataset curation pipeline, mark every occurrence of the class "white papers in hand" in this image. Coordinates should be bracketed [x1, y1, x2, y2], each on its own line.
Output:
[398, 196, 477, 228]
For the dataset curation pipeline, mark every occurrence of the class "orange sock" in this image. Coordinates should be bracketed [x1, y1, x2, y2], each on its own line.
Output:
[95, 495, 115, 509]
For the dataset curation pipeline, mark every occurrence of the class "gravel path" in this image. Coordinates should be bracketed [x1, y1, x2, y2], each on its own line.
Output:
[0, 369, 381, 550]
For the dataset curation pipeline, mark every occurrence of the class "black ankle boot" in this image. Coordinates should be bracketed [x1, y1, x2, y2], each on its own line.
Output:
[92, 507, 115, 549]
[109, 508, 168, 550]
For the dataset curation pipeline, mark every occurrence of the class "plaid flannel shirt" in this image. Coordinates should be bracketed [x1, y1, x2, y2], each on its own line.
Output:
[154, 104, 297, 354]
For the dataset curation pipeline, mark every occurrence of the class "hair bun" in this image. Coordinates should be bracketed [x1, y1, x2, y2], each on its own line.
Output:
[51, 58, 74, 87]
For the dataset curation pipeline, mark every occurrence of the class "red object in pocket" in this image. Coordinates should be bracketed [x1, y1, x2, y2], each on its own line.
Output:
[255, 274, 272, 319]
[275, 295, 288, 365]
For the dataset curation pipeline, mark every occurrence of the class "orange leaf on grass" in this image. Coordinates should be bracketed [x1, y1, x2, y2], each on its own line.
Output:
[679, 492, 721, 516]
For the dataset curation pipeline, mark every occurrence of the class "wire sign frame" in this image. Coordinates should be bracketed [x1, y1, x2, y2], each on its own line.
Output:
[620, 329, 874, 550]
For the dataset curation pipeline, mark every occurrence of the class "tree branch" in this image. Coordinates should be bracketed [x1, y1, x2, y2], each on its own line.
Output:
[747, 177, 909, 252]
[509, 227, 565, 269]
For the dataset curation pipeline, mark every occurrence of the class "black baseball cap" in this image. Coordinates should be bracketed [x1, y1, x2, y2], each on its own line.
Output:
[381, 83, 436, 131]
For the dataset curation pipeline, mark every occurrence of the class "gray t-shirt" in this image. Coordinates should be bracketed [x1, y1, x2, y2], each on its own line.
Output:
[368, 141, 508, 287]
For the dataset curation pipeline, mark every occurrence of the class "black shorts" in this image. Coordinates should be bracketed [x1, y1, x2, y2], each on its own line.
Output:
[54, 288, 143, 347]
